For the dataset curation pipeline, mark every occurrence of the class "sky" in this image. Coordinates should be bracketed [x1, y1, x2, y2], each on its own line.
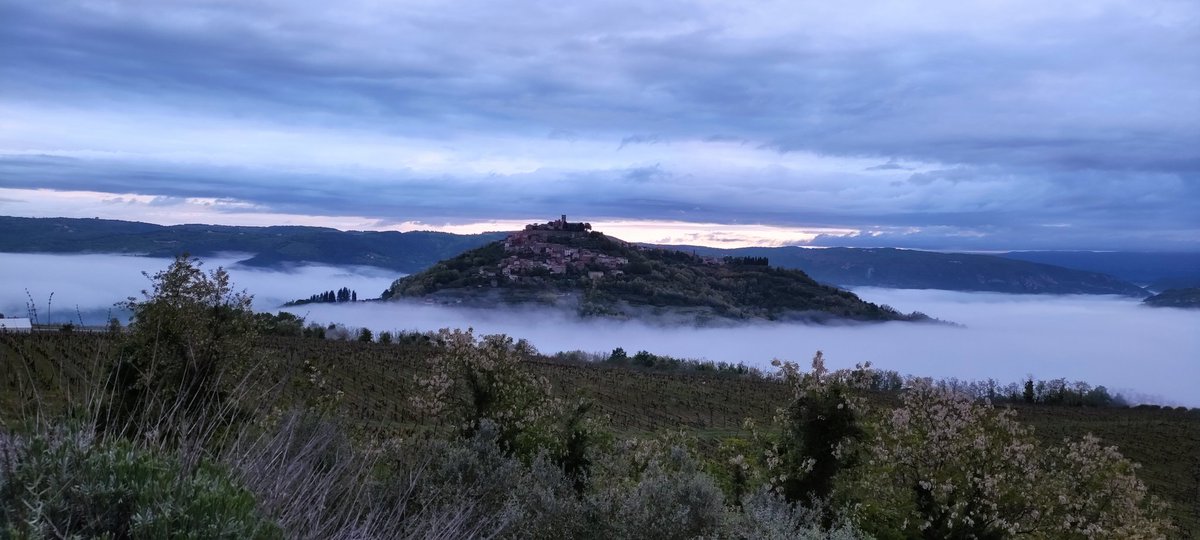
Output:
[1, 0, 1197, 250]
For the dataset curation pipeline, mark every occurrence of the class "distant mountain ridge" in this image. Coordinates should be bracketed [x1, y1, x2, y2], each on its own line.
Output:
[0, 216, 504, 273]
[664, 246, 1149, 297]
[998, 251, 1200, 289]
[1143, 288, 1200, 309]
[384, 217, 927, 323]
[0, 216, 1156, 296]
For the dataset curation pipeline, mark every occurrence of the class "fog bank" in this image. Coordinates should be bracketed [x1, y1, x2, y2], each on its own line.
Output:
[0, 252, 399, 322]
[286, 289, 1199, 407]
[1, 253, 1195, 406]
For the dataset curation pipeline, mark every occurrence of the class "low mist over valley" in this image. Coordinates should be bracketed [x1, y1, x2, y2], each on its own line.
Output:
[289, 288, 1200, 407]
[0, 252, 398, 321]
[4, 252, 1196, 406]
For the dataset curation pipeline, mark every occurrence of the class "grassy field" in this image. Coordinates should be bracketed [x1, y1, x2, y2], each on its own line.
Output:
[3, 331, 1197, 535]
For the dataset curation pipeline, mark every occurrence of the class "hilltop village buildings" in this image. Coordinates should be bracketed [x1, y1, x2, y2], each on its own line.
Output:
[477, 215, 739, 285]
[493, 216, 629, 281]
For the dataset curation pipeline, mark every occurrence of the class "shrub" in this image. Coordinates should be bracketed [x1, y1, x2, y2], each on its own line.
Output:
[852, 380, 1172, 539]
[409, 420, 583, 538]
[735, 488, 869, 540]
[0, 426, 279, 539]
[585, 437, 728, 539]
[513, 453, 588, 538]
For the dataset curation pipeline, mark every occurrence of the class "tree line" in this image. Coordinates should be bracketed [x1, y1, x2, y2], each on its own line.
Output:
[287, 286, 359, 305]
[723, 256, 769, 266]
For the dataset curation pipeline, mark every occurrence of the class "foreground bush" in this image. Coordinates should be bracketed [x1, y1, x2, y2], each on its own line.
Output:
[224, 412, 511, 539]
[415, 329, 603, 491]
[583, 437, 727, 539]
[225, 411, 870, 539]
[0, 426, 279, 539]
[735, 488, 869, 540]
[852, 381, 1172, 539]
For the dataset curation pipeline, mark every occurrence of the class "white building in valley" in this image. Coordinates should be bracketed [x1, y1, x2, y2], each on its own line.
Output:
[0, 318, 32, 332]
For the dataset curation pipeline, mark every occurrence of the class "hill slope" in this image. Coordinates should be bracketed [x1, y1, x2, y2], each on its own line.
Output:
[999, 251, 1200, 287]
[384, 220, 926, 323]
[1143, 288, 1200, 309]
[0, 216, 503, 272]
[673, 245, 1148, 296]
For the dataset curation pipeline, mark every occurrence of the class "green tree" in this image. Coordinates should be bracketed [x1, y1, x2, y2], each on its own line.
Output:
[103, 255, 257, 437]
[253, 311, 304, 337]
[769, 352, 869, 511]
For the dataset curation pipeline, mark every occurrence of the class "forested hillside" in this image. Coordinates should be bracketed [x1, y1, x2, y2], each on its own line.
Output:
[674, 245, 1149, 296]
[1144, 288, 1200, 309]
[0, 216, 503, 272]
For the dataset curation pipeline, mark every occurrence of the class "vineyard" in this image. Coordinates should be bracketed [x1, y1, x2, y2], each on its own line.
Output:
[2, 331, 1198, 535]
[0, 332, 790, 437]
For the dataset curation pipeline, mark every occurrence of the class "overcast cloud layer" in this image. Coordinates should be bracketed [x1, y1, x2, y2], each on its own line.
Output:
[1, 0, 1197, 249]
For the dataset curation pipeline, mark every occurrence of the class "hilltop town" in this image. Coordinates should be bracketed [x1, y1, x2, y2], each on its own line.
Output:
[493, 215, 630, 282]
[383, 216, 924, 324]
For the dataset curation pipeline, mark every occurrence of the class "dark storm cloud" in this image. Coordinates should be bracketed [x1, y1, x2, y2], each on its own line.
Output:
[0, 0, 1197, 249]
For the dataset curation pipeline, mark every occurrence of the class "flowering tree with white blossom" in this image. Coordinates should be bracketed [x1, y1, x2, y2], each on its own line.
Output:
[414, 328, 553, 449]
[851, 380, 1172, 539]
[413, 328, 602, 490]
